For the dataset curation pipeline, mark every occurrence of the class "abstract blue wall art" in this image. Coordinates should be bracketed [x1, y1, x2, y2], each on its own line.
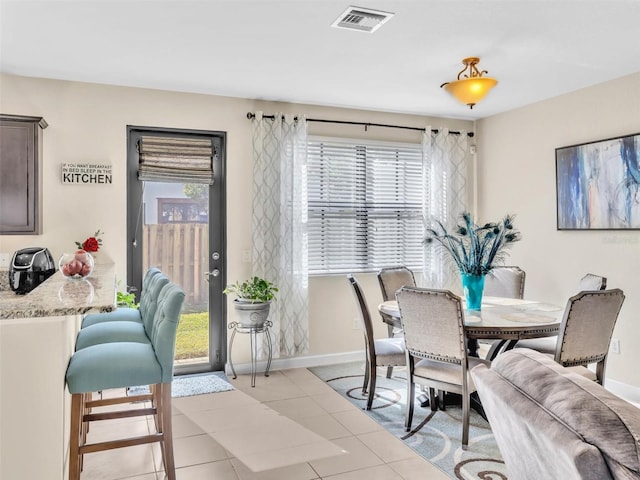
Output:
[556, 133, 640, 230]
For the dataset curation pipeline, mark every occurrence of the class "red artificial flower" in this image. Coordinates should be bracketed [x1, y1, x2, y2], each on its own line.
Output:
[82, 237, 100, 252]
[75, 229, 103, 253]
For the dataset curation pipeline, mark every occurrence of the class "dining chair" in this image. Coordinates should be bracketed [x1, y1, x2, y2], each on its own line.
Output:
[483, 266, 526, 299]
[578, 273, 607, 291]
[81, 267, 163, 328]
[377, 266, 416, 377]
[515, 273, 609, 355]
[65, 281, 185, 480]
[396, 286, 490, 447]
[479, 266, 526, 359]
[552, 288, 625, 385]
[347, 274, 406, 410]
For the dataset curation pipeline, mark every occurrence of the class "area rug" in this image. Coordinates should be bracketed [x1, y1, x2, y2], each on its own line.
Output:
[128, 371, 234, 398]
[309, 362, 507, 480]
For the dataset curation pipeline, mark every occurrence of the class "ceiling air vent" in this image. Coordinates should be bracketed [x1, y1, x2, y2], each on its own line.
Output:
[331, 6, 394, 33]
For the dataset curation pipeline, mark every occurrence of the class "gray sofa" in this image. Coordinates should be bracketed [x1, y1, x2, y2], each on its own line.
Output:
[471, 348, 640, 480]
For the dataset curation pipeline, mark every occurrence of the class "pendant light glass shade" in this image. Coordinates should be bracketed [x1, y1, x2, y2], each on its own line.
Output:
[441, 57, 497, 109]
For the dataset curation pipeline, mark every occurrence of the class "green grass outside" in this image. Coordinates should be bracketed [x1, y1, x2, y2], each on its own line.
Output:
[175, 311, 209, 360]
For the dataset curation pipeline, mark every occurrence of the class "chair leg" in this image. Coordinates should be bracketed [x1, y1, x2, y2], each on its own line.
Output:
[158, 383, 176, 480]
[405, 373, 415, 431]
[362, 360, 370, 394]
[596, 360, 606, 386]
[462, 391, 470, 449]
[69, 393, 83, 480]
[385, 324, 394, 379]
[429, 388, 438, 412]
[366, 368, 377, 410]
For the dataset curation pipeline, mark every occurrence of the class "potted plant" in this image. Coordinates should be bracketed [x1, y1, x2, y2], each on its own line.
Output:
[424, 212, 521, 310]
[223, 276, 278, 327]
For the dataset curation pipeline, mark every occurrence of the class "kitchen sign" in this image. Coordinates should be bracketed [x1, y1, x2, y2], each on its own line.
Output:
[62, 163, 113, 184]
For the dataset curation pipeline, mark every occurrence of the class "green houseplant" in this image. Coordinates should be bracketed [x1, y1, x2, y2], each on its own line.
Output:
[224, 276, 278, 327]
[424, 212, 521, 310]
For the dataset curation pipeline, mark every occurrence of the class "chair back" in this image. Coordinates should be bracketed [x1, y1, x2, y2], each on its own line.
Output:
[396, 287, 467, 364]
[484, 266, 526, 299]
[347, 275, 376, 359]
[556, 289, 625, 368]
[142, 267, 162, 292]
[148, 282, 185, 382]
[578, 273, 607, 291]
[377, 266, 416, 301]
[141, 272, 171, 332]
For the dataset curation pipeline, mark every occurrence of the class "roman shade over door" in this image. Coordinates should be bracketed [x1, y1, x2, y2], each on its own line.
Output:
[138, 136, 215, 184]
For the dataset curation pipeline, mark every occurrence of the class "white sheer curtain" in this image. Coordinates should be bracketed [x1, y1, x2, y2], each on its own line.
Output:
[251, 112, 309, 358]
[421, 127, 470, 291]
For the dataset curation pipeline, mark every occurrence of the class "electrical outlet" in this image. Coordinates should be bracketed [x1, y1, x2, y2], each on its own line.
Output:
[242, 249, 251, 263]
[0, 253, 11, 268]
[611, 339, 620, 354]
[353, 317, 360, 330]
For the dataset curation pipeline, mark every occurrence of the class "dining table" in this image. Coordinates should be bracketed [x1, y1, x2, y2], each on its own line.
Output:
[378, 295, 565, 360]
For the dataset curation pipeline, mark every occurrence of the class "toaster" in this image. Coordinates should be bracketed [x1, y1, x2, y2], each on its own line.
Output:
[9, 247, 56, 294]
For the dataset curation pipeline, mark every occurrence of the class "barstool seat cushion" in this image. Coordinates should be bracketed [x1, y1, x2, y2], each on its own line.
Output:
[82, 307, 142, 327]
[66, 342, 162, 394]
[75, 321, 150, 350]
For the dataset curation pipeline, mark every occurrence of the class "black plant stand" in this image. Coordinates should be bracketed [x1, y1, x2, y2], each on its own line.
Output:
[228, 320, 273, 387]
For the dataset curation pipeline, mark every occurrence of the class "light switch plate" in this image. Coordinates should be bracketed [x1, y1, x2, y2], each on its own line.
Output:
[0, 253, 11, 268]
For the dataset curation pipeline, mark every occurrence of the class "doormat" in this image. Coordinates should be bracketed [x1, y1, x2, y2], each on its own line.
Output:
[128, 371, 234, 398]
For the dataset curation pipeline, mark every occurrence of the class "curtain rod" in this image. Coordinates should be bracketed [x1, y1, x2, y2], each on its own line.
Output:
[246, 112, 474, 137]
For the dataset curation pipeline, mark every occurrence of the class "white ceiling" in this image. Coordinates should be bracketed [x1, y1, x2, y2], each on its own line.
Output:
[1, 0, 639, 120]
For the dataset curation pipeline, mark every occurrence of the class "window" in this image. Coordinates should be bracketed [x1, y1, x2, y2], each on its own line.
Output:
[307, 137, 424, 274]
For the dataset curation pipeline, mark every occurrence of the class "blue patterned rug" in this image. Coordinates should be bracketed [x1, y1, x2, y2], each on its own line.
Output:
[128, 371, 234, 398]
[309, 362, 507, 480]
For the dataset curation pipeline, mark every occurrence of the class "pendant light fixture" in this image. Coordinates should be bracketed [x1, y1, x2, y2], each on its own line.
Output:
[441, 57, 497, 109]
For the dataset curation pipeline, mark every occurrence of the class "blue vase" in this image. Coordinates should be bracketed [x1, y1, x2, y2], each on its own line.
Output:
[461, 273, 485, 311]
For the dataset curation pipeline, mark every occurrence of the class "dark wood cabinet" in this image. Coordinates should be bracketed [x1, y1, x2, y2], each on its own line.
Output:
[0, 114, 47, 234]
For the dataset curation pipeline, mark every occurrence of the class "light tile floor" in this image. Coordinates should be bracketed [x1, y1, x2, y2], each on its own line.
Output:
[79, 366, 448, 480]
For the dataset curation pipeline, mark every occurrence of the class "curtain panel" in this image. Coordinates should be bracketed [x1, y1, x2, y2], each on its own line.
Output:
[421, 127, 469, 291]
[251, 112, 309, 358]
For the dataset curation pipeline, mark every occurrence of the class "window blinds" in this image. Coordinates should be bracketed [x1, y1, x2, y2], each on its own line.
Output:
[138, 136, 214, 184]
[307, 137, 424, 274]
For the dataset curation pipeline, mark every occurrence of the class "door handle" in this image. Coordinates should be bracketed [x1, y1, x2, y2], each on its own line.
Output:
[204, 269, 220, 281]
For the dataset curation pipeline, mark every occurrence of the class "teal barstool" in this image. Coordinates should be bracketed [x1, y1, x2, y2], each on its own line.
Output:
[81, 267, 162, 328]
[65, 282, 185, 480]
[75, 272, 170, 350]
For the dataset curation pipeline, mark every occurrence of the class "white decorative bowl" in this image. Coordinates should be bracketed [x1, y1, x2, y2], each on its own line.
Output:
[59, 251, 94, 279]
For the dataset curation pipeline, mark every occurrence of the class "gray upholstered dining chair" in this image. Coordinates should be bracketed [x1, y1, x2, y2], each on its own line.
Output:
[481, 266, 526, 358]
[515, 272, 609, 355]
[552, 288, 625, 385]
[377, 266, 416, 377]
[578, 273, 607, 291]
[396, 286, 490, 448]
[347, 274, 406, 410]
[483, 266, 526, 299]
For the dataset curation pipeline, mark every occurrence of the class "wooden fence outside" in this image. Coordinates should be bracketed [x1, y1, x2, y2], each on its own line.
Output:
[142, 223, 208, 309]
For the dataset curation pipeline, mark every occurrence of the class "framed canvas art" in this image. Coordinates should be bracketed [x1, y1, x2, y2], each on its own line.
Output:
[556, 132, 640, 230]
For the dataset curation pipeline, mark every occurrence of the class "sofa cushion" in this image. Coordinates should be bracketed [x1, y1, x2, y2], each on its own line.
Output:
[489, 348, 640, 477]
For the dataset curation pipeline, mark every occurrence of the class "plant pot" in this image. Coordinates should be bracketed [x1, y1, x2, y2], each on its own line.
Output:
[233, 300, 271, 328]
[461, 273, 485, 311]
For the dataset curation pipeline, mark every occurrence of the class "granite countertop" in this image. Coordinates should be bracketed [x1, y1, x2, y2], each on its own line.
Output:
[0, 263, 117, 320]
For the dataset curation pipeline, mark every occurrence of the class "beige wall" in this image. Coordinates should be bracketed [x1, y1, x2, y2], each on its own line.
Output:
[5, 71, 635, 385]
[477, 72, 640, 387]
[0, 73, 473, 363]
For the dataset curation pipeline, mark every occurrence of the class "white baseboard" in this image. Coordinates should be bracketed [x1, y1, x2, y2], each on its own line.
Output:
[605, 378, 640, 406]
[225, 350, 364, 377]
